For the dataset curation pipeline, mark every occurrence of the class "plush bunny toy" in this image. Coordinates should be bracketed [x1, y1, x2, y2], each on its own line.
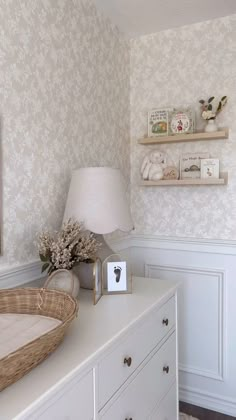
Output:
[141, 150, 167, 181]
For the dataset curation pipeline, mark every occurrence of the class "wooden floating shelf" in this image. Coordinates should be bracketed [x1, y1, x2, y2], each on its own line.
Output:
[140, 173, 228, 186]
[138, 128, 229, 145]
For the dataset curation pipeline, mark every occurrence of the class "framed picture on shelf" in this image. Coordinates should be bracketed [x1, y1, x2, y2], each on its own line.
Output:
[169, 108, 195, 135]
[102, 254, 132, 295]
[180, 152, 209, 179]
[201, 158, 220, 179]
[148, 108, 171, 137]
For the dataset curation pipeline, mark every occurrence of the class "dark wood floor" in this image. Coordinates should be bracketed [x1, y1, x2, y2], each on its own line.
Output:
[180, 401, 236, 420]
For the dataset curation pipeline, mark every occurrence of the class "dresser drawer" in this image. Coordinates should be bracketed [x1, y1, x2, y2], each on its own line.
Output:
[100, 332, 176, 420]
[98, 296, 175, 409]
[149, 381, 177, 420]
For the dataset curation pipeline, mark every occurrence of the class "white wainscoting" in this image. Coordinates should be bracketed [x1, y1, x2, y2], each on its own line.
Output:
[1, 234, 236, 416]
[145, 264, 225, 382]
[118, 234, 236, 417]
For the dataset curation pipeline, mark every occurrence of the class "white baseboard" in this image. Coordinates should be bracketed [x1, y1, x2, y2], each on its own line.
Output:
[179, 386, 236, 417]
[0, 260, 44, 289]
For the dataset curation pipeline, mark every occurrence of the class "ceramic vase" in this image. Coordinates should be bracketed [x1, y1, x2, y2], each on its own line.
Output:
[73, 262, 94, 290]
[204, 119, 218, 133]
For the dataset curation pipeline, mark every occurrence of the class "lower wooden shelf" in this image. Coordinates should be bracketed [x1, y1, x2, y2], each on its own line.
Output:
[140, 173, 228, 186]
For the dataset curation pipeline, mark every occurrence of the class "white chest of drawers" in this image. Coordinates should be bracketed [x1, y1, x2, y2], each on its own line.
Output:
[0, 277, 179, 420]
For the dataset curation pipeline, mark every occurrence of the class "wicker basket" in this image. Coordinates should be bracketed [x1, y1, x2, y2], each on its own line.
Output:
[0, 287, 78, 391]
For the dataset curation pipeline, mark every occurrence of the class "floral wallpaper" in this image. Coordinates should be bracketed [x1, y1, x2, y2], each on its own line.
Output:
[1, 2, 236, 272]
[130, 15, 236, 240]
[0, 0, 130, 268]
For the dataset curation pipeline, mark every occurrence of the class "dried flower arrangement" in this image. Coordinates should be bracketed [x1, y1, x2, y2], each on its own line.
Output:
[199, 96, 227, 120]
[38, 219, 101, 275]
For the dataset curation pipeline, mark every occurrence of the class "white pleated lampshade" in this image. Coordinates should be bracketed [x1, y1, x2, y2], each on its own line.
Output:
[63, 167, 133, 234]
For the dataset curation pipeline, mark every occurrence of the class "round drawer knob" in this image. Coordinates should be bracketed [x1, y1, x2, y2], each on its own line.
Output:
[162, 318, 169, 326]
[163, 365, 169, 374]
[124, 357, 132, 367]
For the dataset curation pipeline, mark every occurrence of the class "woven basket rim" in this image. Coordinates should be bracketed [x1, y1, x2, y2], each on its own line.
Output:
[0, 287, 78, 318]
[0, 287, 78, 391]
[0, 286, 77, 298]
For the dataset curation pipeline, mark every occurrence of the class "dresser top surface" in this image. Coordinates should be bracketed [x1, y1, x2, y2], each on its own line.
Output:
[0, 276, 179, 419]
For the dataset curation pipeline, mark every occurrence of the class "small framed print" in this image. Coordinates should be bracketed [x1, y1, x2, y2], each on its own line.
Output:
[102, 254, 132, 295]
[93, 258, 102, 305]
[107, 261, 127, 292]
[201, 158, 220, 179]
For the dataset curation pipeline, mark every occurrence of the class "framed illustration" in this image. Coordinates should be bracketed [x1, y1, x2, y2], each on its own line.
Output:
[169, 108, 195, 135]
[180, 152, 209, 179]
[102, 254, 132, 295]
[93, 258, 102, 305]
[201, 158, 220, 179]
[148, 109, 170, 137]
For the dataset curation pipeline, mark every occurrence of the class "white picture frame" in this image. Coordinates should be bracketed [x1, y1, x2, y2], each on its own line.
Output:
[102, 254, 132, 295]
[201, 158, 220, 179]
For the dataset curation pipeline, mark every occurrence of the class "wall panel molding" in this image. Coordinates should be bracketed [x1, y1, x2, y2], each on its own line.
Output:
[145, 263, 225, 381]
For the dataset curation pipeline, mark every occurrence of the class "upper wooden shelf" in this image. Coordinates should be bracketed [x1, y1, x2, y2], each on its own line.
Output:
[138, 128, 229, 145]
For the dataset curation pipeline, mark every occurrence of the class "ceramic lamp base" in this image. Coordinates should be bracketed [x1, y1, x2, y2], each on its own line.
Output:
[74, 235, 115, 290]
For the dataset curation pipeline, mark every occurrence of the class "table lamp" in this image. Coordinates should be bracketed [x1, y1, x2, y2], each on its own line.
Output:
[63, 167, 133, 288]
